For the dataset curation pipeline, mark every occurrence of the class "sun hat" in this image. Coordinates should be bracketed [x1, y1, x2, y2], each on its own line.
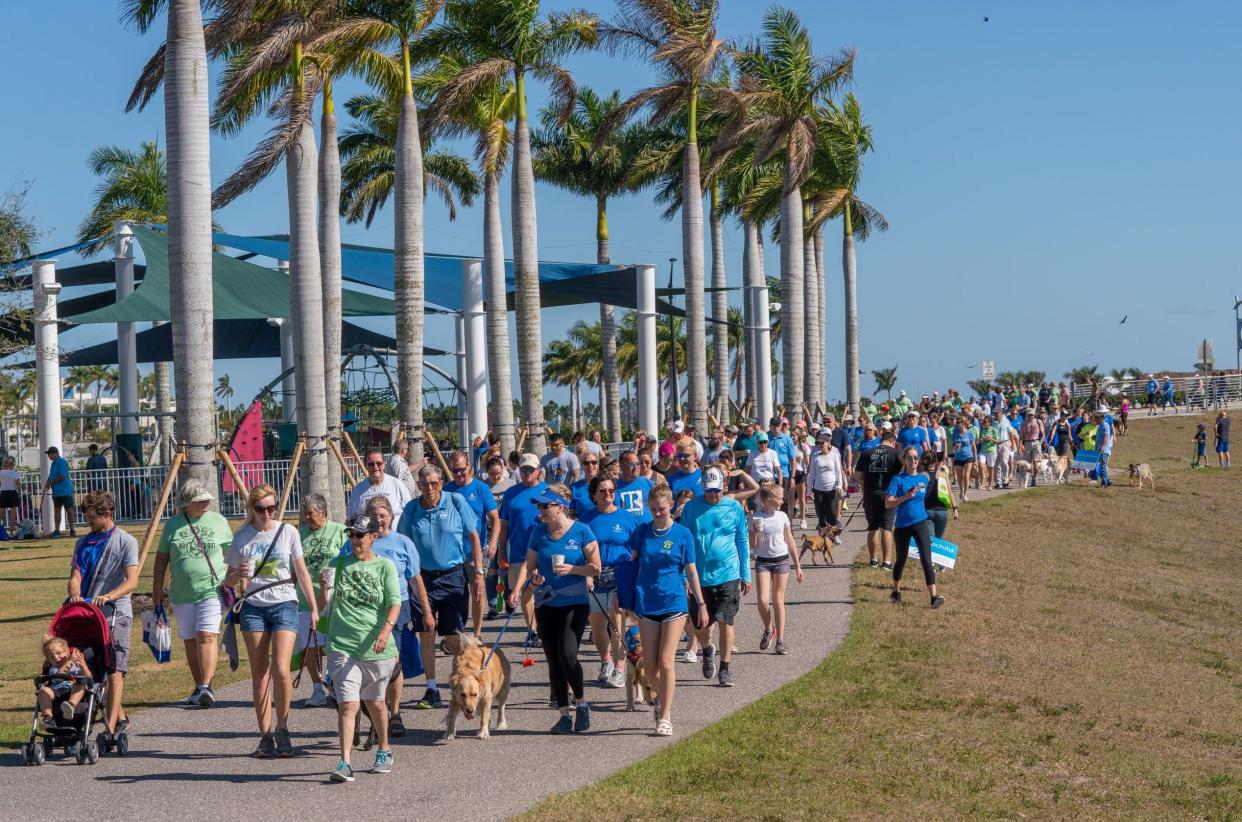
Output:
[178, 479, 214, 507]
[519, 453, 540, 469]
[703, 467, 726, 492]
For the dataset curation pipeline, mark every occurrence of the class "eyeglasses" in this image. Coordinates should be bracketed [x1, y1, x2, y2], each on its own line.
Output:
[582, 460, 599, 466]
[450, 465, 469, 473]
[595, 486, 616, 495]
[365, 461, 384, 468]
[419, 480, 442, 487]
[253, 503, 278, 514]
[903, 455, 919, 461]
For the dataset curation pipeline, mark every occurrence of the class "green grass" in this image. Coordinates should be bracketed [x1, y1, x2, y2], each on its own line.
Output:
[521, 414, 1242, 820]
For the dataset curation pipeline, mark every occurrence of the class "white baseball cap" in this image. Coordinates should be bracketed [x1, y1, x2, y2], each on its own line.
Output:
[703, 467, 726, 492]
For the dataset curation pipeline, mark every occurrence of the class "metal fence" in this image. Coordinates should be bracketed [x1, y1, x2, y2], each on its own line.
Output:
[1071, 372, 1242, 408]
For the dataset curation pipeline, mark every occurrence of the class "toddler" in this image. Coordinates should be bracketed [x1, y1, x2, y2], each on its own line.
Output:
[37, 637, 87, 727]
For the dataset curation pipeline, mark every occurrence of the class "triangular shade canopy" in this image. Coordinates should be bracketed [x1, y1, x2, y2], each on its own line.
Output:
[63, 227, 395, 324]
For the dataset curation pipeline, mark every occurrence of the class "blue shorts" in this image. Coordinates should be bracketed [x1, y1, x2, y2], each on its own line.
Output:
[1217, 440, 1229, 453]
[412, 566, 468, 637]
[238, 600, 299, 634]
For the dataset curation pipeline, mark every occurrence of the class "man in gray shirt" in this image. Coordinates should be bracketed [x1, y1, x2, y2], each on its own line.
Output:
[540, 432, 581, 484]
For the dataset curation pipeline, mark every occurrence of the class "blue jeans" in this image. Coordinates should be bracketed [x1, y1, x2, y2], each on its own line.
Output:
[238, 599, 299, 634]
[1097, 452, 1111, 486]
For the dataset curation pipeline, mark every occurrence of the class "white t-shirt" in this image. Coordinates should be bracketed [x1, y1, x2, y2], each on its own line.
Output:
[751, 510, 791, 560]
[226, 523, 303, 607]
[748, 449, 781, 483]
[0, 469, 19, 492]
[348, 475, 413, 526]
[810, 449, 844, 492]
[385, 453, 417, 496]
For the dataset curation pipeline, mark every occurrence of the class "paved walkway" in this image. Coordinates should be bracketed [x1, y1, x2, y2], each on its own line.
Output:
[0, 481, 1019, 821]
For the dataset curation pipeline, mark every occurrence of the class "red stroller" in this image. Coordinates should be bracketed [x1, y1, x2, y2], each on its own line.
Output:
[21, 601, 128, 765]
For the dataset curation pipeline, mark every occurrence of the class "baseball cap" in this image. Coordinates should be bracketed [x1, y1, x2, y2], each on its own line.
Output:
[178, 480, 214, 506]
[880, 421, 893, 430]
[672, 421, 685, 433]
[45, 446, 59, 455]
[519, 453, 540, 470]
[345, 514, 381, 536]
[703, 467, 725, 492]
[755, 432, 770, 443]
[816, 430, 832, 442]
[724, 424, 739, 435]
[769, 416, 782, 426]
[906, 411, 918, 418]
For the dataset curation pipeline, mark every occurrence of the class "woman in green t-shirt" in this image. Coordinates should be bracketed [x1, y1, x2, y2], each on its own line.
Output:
[320, 514, 401, 783]
[152, 479, 236, 709]
[296, 492, 346, 708]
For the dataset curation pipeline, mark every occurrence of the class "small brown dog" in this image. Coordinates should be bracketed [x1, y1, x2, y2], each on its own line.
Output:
[1128, 463, 1154, 489]
[799, 525, 839, 565]
[623, 623, 657, 711]
[445, 634, 511, 740]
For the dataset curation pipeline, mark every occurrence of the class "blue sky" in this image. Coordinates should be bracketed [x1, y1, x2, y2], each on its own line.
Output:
[3, 1, 1240, 411]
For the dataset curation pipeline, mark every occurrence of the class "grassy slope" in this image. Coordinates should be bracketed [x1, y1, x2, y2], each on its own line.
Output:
[522, 414, 1242, 820]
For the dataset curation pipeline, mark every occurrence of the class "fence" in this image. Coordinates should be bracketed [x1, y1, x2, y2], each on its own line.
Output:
[1070, 372, 1242, 408]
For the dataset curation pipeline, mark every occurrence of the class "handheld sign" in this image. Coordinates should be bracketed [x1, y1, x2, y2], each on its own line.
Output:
[907, 536, 959, 570]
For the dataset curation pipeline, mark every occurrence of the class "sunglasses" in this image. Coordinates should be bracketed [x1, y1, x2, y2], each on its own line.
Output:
[347, 531, 371, 540]
[519, 466, 538, 473]
[676, 454, 693, 461]
[365, 461, 384, 468]
[537, 502, 562, 510]
[595, 486, 616, 495]
[451, 465, 469, 473]
[419, 480, 442, 487]
[253, 503, 278, 514]
[582, 460, 599, 466]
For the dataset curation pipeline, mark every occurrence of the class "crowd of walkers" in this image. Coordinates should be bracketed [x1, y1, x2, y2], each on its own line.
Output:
[48, 377, 1225, 781]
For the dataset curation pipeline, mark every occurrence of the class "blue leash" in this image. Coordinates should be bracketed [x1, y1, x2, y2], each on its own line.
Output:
[482, 577, 533, 669]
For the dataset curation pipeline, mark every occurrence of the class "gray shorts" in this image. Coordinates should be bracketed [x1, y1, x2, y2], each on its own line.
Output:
[754, 555, 791, 575]
[588, 588, 615, 615]
[327, 651, 397, 703]
[110, 614, 132, 674]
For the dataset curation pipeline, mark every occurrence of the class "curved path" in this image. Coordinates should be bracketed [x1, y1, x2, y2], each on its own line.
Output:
[0, 482, 1018, 821]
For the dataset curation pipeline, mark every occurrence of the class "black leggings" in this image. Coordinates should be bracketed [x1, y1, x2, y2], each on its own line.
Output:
[893, 519, 936, 587]
[535, 603, 589, 708]
[812, 488, 839, 529]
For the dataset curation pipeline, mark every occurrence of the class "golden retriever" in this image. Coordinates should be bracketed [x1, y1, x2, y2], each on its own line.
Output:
[445, 634, 511, 740]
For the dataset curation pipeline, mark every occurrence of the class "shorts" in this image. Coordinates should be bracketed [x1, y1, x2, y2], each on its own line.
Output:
[754, 555, 790, 575]
[52, 494, 74, 509]
[793, 470, 806, 483]
[0, 489, 19, 507]
[588, 588, 615, 615]
[294, 610, 329, 652]
[327, 651, 397, 703]
[953, 457, 974, 467]
[110, 614, 132, 674]
[174, 597, 223, 641]
[979, 453, 996, 467]
[413, 566, 468, 636]
[1218, 440, 1230, 453]
[238, 599, 299, 634]
[864, 494, 895, 531]
[637, 611, 686, 623]
[700, 579, 741, 626]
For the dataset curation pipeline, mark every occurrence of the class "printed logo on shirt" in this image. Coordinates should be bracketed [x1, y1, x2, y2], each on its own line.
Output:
[337, 564, 385, 609]
[619, 490, 644, 513]
[662, 540, 673, 552]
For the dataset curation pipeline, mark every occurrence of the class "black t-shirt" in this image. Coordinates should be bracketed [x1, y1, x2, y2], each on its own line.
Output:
[855, 444, 902, 498]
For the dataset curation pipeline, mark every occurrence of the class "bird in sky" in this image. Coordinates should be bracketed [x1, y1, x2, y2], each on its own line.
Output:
[965, 364, 976, 368]
[1119, 315, 1128, 324]
[983, 16, 990, 22]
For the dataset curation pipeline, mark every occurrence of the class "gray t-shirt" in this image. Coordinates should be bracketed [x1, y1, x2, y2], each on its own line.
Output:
[78, 529, 140, 618]
[540, 450, 581, 484]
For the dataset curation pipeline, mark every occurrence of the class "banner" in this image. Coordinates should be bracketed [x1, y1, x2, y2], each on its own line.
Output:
[1071, 448, 1100, 473]
[907, 536, 959, 569]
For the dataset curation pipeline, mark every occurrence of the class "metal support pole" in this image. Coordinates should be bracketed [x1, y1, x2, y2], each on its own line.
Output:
[454, 314, 469, 449]
[114, 222, 139, 436]
[34, 260, 63, 532]
[276, 260, 296, 423]
[636, 263, 659, 436]
[754, 282, 774, 426]
[461, 259, 488, 443]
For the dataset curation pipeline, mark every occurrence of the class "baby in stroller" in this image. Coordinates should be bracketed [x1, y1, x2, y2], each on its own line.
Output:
[37, 637, 88, 728]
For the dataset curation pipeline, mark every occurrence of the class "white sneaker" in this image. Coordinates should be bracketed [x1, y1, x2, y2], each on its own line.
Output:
[596, 660, 614, 685]
[681, 649, 698, 663]
[307, 685, 328, 707]
[607, 668, 626, 689]
[799, 518, 808, 530]
[185, 687, 202, 706]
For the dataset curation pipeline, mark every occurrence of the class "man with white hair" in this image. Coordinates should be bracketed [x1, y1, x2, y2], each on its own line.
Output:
[386, 438, 417, 496]
[350, 447, 413, 527]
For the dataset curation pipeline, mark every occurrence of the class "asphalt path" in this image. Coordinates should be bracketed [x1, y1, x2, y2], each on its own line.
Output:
[0, 479, 1021, 821]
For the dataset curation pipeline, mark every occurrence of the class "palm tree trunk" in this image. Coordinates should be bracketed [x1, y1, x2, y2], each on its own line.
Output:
[742, 221, 755, 407]
[815, 226, 827, 410]
[154, 349, 172, 463]
[780, 161, 805, 423]
[802, 202, 821, 415]
[709, 187, 729, 424]
[512, 72, 546, 455]
[164, 0, 215, 494]
[597, 197, 621, 442]
[681, 112, 708, 433]
[483, 169, 516, 455]
[842, 202, 860, 417]
[394, 61, 426, 462]
[318, 79, 345, 517]
[285, 112, 330, 501]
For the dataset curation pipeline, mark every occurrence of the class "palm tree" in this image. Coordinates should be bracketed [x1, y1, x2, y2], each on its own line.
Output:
[424, 0, 598, 455]
[337, 93, 480, 225]
[216, 374, 235, 423]
[722, 7, 854, 423]
[532, 87, 647, 442]
[544, 321, 601, 432]
[872, 365, 897, 401]
[417, 55, 517, 454]
[599, 0, 727, 433]
[123, 0, 217, 492]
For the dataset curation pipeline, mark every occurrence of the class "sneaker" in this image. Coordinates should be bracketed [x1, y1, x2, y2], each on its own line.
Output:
[415, 688, 443, 709]
[185, 687, 203, 706]
[930, 595, 945, 609]
[774, 640, 787, 655]
[198, 686, 215, 708]
[371, 749, 393, 774]
[38, 714, 56, 732]
[58, 701, 76, 721]
[307, 686, 328, 707]
[388, 713, 406, 738]
[574, 702, 591, 733]
[551, 715, 574, 734]
[833, 535, 842, 546]
[890, 590, 902, 604]
[961, 493, 969, 502]
[681, 648, 698, 664]
[799, 518, 808, 530]
[881, 562, 893, 571]
[596, 659, 614, 685]
[759, 629, 771, 651]
[717, 667, 734, 687]
[484, 609, 499, 621]
[607, 668, 626, 689]
[254, 733, 276, 758]
[275, 727, 293, 757]
[868, 559, 879, 568]
[330, 760, 354, 783]
[655, 719, 673, 736]
[701, 643, 718, 679]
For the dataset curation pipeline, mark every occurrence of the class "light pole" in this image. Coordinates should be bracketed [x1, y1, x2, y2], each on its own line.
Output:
[667, 257, 680, 421]
[1234, 295, 1241, 374]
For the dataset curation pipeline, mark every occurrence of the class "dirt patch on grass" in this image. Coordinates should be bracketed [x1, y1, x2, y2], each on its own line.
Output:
[522, 414, 1242, 819]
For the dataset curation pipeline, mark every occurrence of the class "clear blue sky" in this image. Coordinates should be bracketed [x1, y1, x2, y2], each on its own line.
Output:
[4, 1, 1240, 410]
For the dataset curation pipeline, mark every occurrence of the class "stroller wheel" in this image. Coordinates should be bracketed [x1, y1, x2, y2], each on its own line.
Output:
[42, 737, 55, 761]
[85, 741, 100, 765]
[96, 731, 112, 754]
[20, 743, 31, 765]
[72, 743, 85, 765]
[115, 732, 129, 757]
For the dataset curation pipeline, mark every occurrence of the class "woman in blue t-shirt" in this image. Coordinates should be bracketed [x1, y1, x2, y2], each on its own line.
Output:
[624, 484, 707, 737]
[950, 419, 977, 502]
[508, 484, 601, 735]
[579, 474, 638, 690]
[884, 447, 944, 609]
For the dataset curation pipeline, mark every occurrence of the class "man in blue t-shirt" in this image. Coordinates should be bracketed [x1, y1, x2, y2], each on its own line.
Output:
[767, 417, 796, 489]
[1094, 411, 1114, 487]
[896, 413, 930, 457]
[496, 453, 548, 645]
[666, 443, 704, 502]
[615, 451, 654, 524]
[444, 450, 499, 636]
[43, 446, 77, 537]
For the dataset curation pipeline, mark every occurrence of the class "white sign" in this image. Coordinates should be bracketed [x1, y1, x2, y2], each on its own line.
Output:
[981, 360, 995, 380]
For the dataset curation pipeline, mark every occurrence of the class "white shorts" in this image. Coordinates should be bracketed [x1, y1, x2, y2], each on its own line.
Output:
[174, 597, 223, 641]
[327, 651, 397, 703]
[294, 611, 327, 652]
[979, 453, 996, 467]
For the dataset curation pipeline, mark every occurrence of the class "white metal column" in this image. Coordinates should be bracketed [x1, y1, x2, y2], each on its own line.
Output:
[454, 314, 469, 448]
[636, 264, 658, 436]
[754, 282, 774, 426]
[461, 259, 488, 442]
[114, 222, 139, 435]
[34, 260, 63, 531]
